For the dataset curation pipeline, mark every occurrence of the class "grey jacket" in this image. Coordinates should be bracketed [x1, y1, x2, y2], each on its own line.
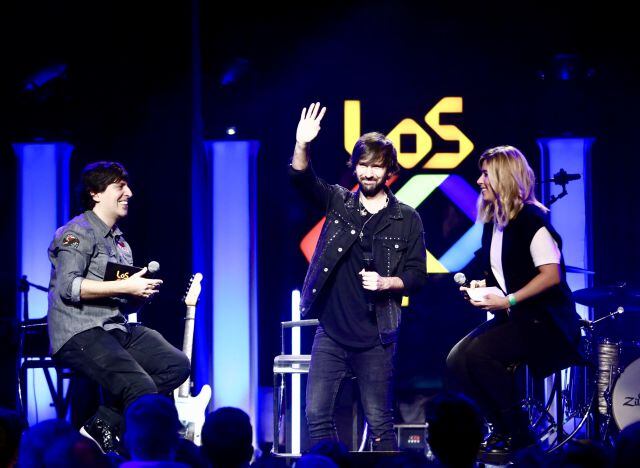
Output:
[47, 210, 139, 353]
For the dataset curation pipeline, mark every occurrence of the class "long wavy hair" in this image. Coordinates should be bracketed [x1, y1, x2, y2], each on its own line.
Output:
[477, 145, 548, 228]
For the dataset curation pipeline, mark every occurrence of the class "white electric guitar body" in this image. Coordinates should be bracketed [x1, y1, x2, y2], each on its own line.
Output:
[174, 273, 211, 446]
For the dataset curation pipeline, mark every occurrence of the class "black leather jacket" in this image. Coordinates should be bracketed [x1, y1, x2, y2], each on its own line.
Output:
[290, 164, 427, 344]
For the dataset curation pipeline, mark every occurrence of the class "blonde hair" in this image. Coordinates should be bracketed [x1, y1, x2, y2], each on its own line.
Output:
[477, 145, 548, 228]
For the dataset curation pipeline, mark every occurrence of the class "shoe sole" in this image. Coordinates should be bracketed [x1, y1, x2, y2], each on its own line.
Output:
[80, 426, 106, 454]
[477, 450, 514, 465]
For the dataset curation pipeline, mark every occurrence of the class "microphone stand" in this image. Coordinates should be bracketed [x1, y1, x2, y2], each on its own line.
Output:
[18, 275, 48, 321]
[540, 169, 576, 206]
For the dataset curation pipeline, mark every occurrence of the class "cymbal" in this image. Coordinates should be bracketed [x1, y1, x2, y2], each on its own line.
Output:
[573, 285, 640, 310]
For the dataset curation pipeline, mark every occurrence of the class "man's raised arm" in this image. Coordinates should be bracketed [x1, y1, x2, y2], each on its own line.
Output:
[291, 102, 326, 171]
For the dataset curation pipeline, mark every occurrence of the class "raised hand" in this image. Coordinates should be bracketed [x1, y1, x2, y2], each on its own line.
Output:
[296, 102, 327, 144]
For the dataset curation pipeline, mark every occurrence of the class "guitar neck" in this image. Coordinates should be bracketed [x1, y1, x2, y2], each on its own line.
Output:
[178, 305, 196, 397]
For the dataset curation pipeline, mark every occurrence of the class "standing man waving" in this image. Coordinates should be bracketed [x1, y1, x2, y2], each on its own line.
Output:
[290, 103, 427, 450]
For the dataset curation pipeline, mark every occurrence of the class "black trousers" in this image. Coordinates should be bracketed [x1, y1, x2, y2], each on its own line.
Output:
[54, 325, 190, 421]
[446, 314, 564, 433]
[305, 327, 397, 450]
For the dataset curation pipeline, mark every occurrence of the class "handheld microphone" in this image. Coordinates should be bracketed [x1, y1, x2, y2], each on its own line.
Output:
[363, 252, 374, 271]
[454, 272, 470, 300]
[146, 261, 160, 277]
[144, 261, 161, 305]
[453, 272, 468, 287]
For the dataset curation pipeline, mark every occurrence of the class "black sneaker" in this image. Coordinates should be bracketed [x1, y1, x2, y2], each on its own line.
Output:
[478, 434, 514, 465]
[480, 431, 506, 450]
[80, 415, 120, 454]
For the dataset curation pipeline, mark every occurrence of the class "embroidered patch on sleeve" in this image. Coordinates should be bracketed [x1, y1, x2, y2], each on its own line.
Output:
[62, 233, 80, 248]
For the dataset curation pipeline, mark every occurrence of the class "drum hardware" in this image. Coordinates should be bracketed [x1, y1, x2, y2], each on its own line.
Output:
[578, 307, 625, 331]
[525, 307, 627, 452]
[574, 284, 640, 312]
[565, 266, 595, 275]
[589, 305, 640, 442]
[612, 359, 640, 430]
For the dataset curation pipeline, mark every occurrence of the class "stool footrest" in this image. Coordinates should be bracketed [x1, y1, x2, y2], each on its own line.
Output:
[274, 354, 311, 373]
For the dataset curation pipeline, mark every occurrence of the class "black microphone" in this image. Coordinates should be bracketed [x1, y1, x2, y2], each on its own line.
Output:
[363, 252, 375, 313]
[551, 169, 581, 186]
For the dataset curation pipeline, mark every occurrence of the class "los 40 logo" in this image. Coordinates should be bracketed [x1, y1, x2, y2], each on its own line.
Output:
[343, 97, 474, 169]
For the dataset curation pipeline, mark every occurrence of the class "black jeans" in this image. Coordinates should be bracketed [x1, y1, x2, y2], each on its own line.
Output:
[54, 325, 190, 414]
[305, 327, 397, 451]
[446, 315, 559, 433]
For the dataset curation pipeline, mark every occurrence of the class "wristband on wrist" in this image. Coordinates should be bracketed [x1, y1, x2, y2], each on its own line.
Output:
[507, 293, 517, 307]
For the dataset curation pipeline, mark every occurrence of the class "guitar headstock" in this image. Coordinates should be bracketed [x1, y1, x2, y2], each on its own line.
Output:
[184, 273, 203, 307]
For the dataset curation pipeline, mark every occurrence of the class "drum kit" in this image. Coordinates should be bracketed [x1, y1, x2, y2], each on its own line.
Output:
[530, 282, 640, 451]
[577, 284, 640, 437]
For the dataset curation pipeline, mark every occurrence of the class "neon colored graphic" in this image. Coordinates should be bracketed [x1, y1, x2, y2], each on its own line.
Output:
[386, 119, 433, 169]
[423, 97, 474, 169]
[343, 100, 361, 154]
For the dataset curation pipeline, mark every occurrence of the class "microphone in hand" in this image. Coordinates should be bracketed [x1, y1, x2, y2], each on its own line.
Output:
[363, 252, 375, 313]
[454, 272, 470, 301]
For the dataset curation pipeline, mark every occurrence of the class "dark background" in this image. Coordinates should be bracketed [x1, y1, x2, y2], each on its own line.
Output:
[1, 0, 639, 421]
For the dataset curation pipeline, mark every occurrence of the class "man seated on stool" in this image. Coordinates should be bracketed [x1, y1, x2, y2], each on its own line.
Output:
[47, 161, 190, 453]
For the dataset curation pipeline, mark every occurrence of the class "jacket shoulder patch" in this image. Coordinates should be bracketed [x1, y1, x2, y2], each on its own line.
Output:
[62, 233, 80, 248]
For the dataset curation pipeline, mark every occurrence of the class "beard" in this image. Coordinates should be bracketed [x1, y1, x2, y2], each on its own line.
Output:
[359, 178, 386, 197]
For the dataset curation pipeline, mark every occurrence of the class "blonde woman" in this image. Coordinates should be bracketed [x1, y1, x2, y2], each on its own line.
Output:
[446, 146, 582, 456]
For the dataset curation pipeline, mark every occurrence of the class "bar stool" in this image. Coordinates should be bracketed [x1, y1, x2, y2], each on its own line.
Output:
[17, 317, 74, 420]
[272, 318, 318, 455]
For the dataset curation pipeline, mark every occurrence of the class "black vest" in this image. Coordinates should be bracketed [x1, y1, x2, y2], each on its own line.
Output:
[479, 204, 582, 376]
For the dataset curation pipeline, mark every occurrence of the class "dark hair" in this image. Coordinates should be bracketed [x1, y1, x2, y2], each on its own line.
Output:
[348, 132, 399, 175]
[79, 161, 129, 210]
[425, 392, 484, 468]
[18, 418, 77, 467]
[0, 407, 26, 467]
[124, 394, 181, 461]
[201, 407, 253, 468]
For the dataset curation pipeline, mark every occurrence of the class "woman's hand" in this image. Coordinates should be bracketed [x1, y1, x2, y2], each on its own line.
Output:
[470, 293, 510, 311]
[459, 279, 486, 302]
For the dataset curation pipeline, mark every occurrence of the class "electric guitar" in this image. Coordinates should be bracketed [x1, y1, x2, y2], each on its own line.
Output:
[174, 273, 211, 446]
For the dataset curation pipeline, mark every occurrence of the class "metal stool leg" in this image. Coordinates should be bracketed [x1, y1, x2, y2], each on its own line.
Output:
[273, 372, 281, 454]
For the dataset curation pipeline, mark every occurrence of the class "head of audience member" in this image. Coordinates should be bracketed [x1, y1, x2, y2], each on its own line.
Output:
[201, 407, 253, 468]
[307, 439, 349, 468]
[550, 439, 611, 468]
[614, 421, 640, 468]
[294, 454, 337, 468]
[0, 408, 26, 468]
[424, 392, 484, 468]
[17, 418, 83, 466]
[44, 431, 109, 468]
[124, 394, 182, 462]
[375, 451, 430, 468]
[174, 438, 208, 468]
